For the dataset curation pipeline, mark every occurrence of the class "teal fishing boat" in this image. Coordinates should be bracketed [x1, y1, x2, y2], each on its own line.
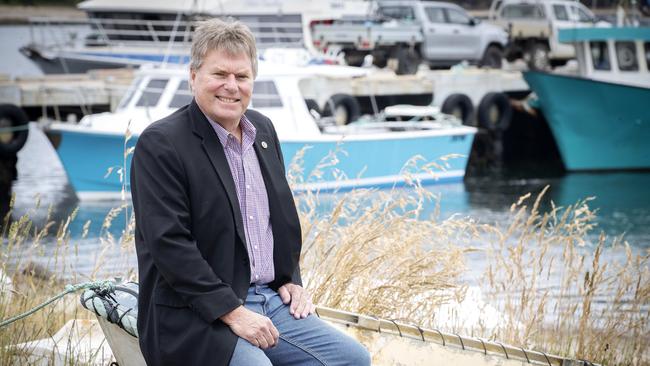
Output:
[523, 27, 650, 171]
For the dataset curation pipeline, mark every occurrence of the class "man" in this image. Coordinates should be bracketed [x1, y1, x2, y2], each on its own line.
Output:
[130, 18, 371, 366]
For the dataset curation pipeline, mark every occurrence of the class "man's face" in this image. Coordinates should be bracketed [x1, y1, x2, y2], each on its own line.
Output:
[190, 48, 254, 128]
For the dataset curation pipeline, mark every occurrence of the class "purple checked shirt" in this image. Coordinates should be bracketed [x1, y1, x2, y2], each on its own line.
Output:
[207, 114, 275, 285]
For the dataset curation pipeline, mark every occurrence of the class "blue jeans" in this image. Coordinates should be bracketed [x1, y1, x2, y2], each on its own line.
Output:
[228, 285, 371, 366]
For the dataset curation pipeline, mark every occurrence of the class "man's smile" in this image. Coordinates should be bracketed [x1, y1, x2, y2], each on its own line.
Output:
[217, 96, 240, 103]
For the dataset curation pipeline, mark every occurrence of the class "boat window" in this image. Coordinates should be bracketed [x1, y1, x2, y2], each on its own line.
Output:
[645, 42, 650, 70]
[445, 8, 471, 25]
[425, 7, 446, 23]
[169, 81, 192, 108]
[616, 41, 639, 71]
[377, 6, 416, 21]
[501, 4, 545, 19]
[117, 77, 142, 110]
[553, 5, 569, 21]
[252, 81, 282, 108]
[590, 41, 610, 70]
[136, 79, 169, 107]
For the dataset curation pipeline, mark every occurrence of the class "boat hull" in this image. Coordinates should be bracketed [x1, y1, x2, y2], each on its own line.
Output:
[523, 71, 650, 171]
[21, 45, 190, 74]
[47, 127, 475, 200]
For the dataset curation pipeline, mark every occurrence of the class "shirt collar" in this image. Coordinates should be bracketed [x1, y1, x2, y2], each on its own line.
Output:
[205, 113, 257, 149]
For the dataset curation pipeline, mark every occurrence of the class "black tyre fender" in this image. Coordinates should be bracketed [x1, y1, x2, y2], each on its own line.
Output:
[440, 93, 475, 126]
[371, 50, 388, 69]
[304, 99, 321, 115]
[480, 45, 503, 69]
[477, 92, 512, 131]
[526, 43, 550, 71]
[0, 104, 29, 157]
[321, 94, 361, 125]
[392, 46, 421, 75]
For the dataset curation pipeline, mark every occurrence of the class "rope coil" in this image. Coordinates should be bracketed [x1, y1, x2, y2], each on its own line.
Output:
[0, 280, 116, 328]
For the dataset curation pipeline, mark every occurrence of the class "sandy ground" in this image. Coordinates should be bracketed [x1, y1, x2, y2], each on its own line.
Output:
[0, 5, 85, 24]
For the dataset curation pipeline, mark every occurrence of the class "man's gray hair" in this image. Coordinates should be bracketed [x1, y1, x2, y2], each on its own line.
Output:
[190, 18, 258, 77]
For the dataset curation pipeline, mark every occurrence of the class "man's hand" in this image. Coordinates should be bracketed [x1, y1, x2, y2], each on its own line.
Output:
[278, 283, 315, 319]
[221, 306, 279, 349]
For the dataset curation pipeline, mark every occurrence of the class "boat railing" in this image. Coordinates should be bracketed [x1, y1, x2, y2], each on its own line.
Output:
[25, 16, 305, 50]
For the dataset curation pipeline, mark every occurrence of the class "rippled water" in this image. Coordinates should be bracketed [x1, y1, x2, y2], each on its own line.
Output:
[8, 126, 649, 280]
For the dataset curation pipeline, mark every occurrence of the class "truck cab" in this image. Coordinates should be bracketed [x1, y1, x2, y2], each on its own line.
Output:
[488, 0, 608, 69]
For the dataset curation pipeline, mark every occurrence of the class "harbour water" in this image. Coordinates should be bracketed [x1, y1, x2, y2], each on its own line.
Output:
[1, 23, 648, 274]
[9, 124, 650, 278]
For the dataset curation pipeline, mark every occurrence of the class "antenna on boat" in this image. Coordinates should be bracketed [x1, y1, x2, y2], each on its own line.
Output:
[162, 12, 184, 68]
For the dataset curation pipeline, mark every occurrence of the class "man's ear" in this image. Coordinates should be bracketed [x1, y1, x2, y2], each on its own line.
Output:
[189, 69, 196, 93]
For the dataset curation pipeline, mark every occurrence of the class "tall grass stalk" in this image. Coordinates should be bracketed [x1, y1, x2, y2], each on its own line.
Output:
[0, 149, 647, 365]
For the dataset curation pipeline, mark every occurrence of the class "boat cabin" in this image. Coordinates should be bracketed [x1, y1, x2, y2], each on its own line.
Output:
[559, 27, 650, 88]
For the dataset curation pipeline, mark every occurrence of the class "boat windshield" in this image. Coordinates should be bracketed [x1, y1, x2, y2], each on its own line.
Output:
[169, 80, 192, 108]
[136, 79, 169, 108]
[117, 77, 142, 110]
[252, 81, 283, 108]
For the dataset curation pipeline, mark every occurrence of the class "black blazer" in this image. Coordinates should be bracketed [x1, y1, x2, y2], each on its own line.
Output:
[130, 100, 302, 366]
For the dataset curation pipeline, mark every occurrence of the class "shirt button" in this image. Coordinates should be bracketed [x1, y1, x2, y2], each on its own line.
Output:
[254, 245, 258, 249]
[246, 185, 251, 189]
[255, 275, 259, 279]
[249, 215, 254, 220]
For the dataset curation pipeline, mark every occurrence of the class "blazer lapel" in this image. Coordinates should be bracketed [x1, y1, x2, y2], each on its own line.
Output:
[188, 100, 246, 245]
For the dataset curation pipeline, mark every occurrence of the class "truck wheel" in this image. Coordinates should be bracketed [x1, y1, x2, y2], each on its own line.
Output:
[393, 47, 420, 75]
[525, 43, 550, 71]
[343, 50, 366, 67]
[441, 94, 474, 126]
[480, 45, 503, 69]
[477, 92, 512, 131]
[322, 94, 361, 126]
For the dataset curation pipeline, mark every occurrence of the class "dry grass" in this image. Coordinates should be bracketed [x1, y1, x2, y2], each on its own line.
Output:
[0, 149, 647, 365]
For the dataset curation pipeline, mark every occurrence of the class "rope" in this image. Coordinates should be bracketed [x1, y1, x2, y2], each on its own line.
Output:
[0, 125, 30, 133]
[0, 280, 115, 328]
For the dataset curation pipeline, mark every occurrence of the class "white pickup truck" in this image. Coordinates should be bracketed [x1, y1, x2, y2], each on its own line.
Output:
[311, 0, 509, 74]
[488, 0, 610, 70]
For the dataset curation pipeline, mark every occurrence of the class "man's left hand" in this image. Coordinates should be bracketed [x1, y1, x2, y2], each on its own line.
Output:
[278, 283, 315, 319]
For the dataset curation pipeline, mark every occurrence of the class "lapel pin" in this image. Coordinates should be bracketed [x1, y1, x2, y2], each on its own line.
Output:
[261, 141, 268, 149]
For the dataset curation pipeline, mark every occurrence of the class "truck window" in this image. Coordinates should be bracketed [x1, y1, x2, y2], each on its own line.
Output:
[570, 5, 594, 22]
[590, 41, 610, 70]
[446, 8, 471, 25]
[616, 41, 639, 71]
[425, 7, 445, 23]
[553, 5, 569, 21]
[501, 4, 545, 19]
[377, 6, 416, 21]
[645, 42, 650, 70]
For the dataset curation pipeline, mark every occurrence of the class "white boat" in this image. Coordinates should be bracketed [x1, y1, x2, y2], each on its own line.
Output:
[20, 0, 370, 74]
[44, 62, 477, 200]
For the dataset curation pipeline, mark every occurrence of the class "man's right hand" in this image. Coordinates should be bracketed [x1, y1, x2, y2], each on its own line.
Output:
[220, 306, 279, 349]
